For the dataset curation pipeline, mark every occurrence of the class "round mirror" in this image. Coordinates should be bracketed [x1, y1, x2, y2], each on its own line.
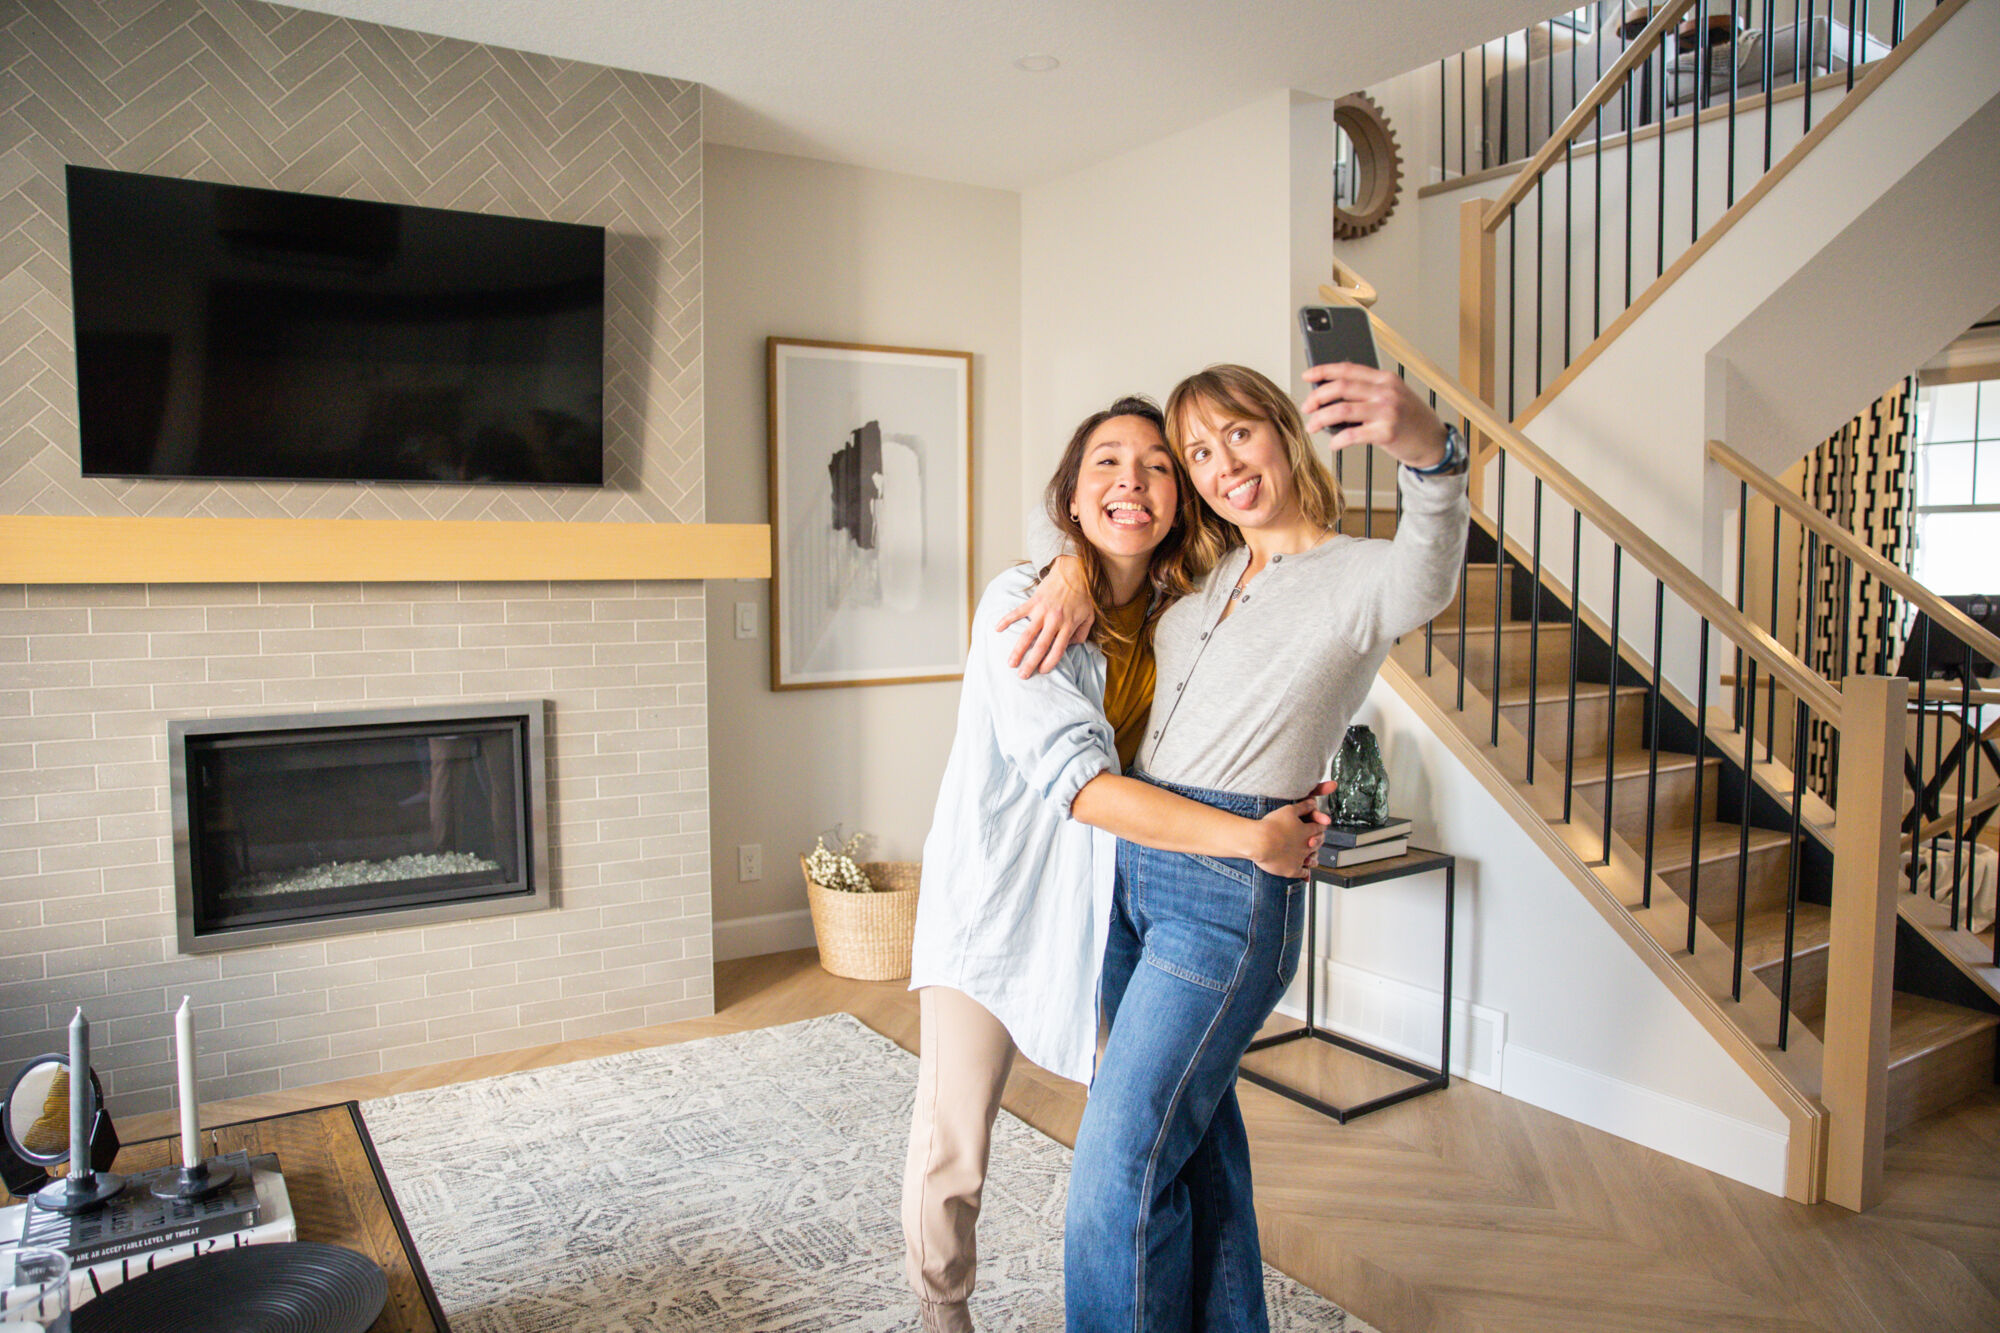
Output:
[5, 1056, 98, 1168]
[1331, 93, 1402, 241]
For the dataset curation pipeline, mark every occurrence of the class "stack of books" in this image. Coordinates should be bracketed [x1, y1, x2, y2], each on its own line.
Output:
[2, 1151, 295, 1305]
[1318, 817, 1411, 869]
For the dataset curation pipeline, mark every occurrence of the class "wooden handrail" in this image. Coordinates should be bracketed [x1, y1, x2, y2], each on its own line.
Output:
[1326, 255, 1378, 308]
[1903, 786, 2000, 851]
[1484, 0, 1701, 229]
[1708, 438, 2000, 679]
[1323, 278, 1843, 729]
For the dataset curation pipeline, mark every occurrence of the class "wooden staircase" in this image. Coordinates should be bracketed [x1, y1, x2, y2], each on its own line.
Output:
[1379, 502, 2000, 1135]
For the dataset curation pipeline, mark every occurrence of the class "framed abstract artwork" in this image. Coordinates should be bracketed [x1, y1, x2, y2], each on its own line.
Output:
[766, 338, 974, 690]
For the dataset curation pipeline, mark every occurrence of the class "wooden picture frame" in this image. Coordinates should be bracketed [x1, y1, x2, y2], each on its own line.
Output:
[766, 338, 974, 690]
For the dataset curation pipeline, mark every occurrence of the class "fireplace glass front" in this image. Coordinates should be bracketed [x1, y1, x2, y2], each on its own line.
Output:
[171, 703, 548, 952]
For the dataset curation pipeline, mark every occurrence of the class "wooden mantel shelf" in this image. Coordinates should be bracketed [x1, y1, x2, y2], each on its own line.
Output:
[0, 514, 770, 585]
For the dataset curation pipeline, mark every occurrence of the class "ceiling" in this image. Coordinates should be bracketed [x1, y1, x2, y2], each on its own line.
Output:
[279, 1, 1559, 190]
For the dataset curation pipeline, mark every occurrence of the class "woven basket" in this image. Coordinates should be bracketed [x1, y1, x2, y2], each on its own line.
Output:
[801, 857, 921, 982]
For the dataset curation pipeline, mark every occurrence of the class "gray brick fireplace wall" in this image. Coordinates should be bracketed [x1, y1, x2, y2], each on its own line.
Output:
[0, 1, 711, 1113]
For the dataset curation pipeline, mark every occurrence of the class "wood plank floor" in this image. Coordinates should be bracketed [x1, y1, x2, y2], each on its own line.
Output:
[133, 949, 2000, 1333]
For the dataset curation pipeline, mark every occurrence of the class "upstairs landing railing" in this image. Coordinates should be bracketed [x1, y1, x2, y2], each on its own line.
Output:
[1448, 1, 1957, 437]
[1326, 261, 1905, 1210]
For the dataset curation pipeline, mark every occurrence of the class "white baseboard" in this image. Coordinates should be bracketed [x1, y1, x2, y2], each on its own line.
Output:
[1278, 958, 1789, 1196]
[1499, 1044, 1790, 1196]
[1273, 955, 1507, 1088]
[714, 908, 816, 961]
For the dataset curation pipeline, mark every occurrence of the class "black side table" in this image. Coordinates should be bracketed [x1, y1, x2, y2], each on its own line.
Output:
[1240, 846, 1456, 1123]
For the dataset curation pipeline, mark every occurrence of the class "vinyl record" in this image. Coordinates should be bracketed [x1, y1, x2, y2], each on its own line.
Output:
[76, 1242, 388, 1333]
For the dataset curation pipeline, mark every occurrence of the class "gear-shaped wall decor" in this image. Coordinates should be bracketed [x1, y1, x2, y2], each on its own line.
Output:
[1331, 93, 1402, 241]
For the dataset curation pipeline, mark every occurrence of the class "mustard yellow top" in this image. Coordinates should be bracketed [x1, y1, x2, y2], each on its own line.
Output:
[1098, 595, 1156, 771]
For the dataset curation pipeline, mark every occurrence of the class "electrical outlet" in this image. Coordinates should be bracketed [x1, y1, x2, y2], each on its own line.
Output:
[737, 843, 762, 882]
[735, 601, 757, 640]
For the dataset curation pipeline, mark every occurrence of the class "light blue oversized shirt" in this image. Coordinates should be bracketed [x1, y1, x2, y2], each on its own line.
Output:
[908, 565, 1118, 1084]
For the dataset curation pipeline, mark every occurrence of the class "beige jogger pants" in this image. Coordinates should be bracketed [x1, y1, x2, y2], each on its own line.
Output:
[902, 985, 1016, 1325]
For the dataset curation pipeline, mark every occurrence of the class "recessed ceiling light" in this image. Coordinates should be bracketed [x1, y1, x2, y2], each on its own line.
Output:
[1014, 54, 1060, 73]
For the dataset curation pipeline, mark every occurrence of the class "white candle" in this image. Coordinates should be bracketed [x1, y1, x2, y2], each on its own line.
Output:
[175, 996, 199, 1170]
[67, 1009, 89, 1180]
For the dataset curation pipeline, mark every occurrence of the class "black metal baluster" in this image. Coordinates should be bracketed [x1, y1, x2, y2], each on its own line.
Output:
[1734, 652, 1760, 1000]
[1528, 477, 1544, 784]
[1657, 28, 1669, 276]
[1457, 491, 1472, 713]
[1501, 29, 1512, 164]
[1780, 689, 1808, 1049]
[1833, 555, 1852, 797]
[1910, 617, 1930, 889]
[1764, 0, 1777, 171]
[1847, 0, 1859, 92]
[1624, 55, 1636, 309]
[1893, 0, 1906, 45]
[1953, 665, 1971, 928]
[1689, 622, 1711, 953]
[1565, 510, 1583, 821]
[1727, 3, 1739, 208]
[1692, 4, 1706, 244]
[1440, 59, 1449, 180]
[1492, 452, 1508, 747]
[1804, 0, 1816, 134]
[1461, 50, 1469, 177]
[1767, 501, 1782, 761]
[1735, 481, 1749, 728]
[1604, 547, 1624, 865]
[1644, 579, 1666, 903]
[1365, 440, 1376, 539]
[1482, 41, 1491, 169]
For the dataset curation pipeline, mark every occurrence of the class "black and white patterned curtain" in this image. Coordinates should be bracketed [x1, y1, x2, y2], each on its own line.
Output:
[1796, 379, 1914, 799]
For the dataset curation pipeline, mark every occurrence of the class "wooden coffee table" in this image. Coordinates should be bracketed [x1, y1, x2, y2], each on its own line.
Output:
[8, 1102, 448, 1333]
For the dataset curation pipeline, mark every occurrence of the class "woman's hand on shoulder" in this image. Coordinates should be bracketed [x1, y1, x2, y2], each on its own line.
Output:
[1246, 781, 1335, 879]
[1301, 362, 1447, 469]
[995, 554, 1095, 677]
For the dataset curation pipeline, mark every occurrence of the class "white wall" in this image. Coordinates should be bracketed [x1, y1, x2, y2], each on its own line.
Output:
[1021, 91, 1302, 495]
[702, 145, 1022, 955]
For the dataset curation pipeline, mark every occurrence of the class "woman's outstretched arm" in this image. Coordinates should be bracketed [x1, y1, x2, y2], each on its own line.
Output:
[1071, 774, 1332, 880]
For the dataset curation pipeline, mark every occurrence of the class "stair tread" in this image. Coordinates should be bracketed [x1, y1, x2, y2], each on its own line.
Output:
[1493, 680, 1649, 708]
[1650, 821, 1792, 872]
[1887, 991, 2000, 1067]
[1738, 902, 1832, 972]
[1569, 749, 1715, 788]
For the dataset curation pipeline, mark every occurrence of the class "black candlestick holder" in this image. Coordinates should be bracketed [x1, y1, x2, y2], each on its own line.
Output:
[150, 1156, 237, 1201]
[33, 1164, 124, 1213]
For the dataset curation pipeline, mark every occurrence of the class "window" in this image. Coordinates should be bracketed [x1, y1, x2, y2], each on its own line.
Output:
[1910, 378, 2000, 595]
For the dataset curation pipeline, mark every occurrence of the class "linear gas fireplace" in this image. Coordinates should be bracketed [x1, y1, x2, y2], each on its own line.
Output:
[170, 702, 549, 954]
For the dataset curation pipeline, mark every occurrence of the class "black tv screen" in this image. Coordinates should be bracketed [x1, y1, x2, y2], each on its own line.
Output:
[66, 165, 605, 486]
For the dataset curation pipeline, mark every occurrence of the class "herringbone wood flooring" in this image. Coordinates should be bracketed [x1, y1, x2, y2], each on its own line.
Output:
[133, 949, 2000, 1332]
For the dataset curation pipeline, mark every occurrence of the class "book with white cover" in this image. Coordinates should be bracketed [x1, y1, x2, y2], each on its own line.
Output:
[0, 1154, 296, 1306]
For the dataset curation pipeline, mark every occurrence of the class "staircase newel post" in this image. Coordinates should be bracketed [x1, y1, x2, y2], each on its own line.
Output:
[1820, 673, 1907, 1211]
[1459, 198, 1496, 510]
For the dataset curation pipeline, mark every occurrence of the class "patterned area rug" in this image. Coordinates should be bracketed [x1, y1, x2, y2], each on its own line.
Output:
[360, 1013, 1372, 1332]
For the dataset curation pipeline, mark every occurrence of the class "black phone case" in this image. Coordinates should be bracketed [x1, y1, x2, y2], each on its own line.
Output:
[1299, 305, 1379, 370]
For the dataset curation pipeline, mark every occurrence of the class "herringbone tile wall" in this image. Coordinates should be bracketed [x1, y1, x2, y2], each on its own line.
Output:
[0, 0, 701, 522]
[0, 0, 713, 1114]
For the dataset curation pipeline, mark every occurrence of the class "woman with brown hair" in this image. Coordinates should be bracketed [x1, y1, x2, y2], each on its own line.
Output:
[1010, 360, 1469, 1332]
[902, 395, 1332, 1333]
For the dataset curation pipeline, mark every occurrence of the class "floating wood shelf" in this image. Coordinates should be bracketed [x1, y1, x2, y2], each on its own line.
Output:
[0, 515, 770, 585]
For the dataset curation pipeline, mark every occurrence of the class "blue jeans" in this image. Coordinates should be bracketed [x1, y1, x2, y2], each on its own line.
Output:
[1065, 774, 1307, 1333]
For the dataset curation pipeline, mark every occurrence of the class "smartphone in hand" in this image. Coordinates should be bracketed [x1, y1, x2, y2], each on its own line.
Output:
[1298, 304, 1379, 372]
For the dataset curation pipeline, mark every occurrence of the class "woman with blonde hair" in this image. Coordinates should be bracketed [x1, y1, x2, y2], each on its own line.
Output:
[1008, 359, 1469, 1331]
[902, 395, 1334, 1333]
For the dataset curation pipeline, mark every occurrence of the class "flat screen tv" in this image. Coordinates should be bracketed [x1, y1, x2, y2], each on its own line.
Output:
[66, 165, 605, 486]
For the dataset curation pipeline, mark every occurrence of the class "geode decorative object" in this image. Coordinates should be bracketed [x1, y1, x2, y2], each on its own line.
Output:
[1331, 724, 1391, 827]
